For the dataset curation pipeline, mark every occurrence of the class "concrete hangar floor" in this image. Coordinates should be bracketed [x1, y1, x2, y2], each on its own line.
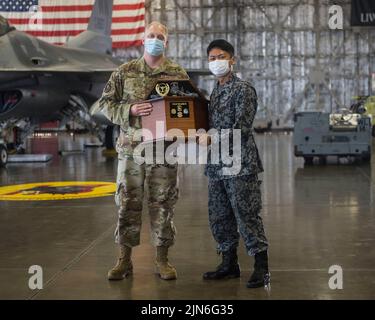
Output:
[0, 132, 374, 300]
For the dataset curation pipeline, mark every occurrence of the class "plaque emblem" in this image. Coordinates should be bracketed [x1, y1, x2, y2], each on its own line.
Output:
[155, 83, 170, 97]
[170, 102, 190, 118]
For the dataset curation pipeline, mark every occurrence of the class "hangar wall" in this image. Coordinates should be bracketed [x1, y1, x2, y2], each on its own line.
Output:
[115, 0, 375, 127]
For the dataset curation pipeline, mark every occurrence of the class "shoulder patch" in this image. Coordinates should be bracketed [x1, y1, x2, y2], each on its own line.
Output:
[103, 81, 112, 93]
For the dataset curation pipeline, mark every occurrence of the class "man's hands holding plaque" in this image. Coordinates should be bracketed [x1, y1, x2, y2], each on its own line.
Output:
[130, 102, 153, 117]
[130, 101, 211, 146]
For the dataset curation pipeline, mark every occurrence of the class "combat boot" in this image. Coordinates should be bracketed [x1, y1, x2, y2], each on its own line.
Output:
[247, 250, 270, 288]
[203, 248, 240, 280]
[155, 246, 177, 280]
[107, 245, 133, 280]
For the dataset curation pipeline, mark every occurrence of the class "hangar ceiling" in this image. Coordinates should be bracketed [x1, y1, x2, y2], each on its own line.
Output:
[114, 0, 375, 127]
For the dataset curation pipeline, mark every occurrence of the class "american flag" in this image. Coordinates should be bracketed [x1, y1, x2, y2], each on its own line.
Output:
[0, 0, 145, 48]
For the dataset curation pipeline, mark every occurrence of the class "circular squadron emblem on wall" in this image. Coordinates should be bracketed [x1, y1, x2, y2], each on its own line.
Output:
[0, 181, 116, 201]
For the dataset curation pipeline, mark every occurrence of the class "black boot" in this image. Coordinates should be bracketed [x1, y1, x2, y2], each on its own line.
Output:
[203, 248, 241, 280]
[247, 250, 270, 288]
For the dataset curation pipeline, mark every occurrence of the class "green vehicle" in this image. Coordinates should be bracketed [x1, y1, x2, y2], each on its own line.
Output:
[351, 96, 375, 136]
[0, 138, 7, 167]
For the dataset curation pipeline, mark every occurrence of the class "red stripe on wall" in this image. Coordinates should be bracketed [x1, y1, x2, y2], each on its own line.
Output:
[112, 39, 143, 48]
[8, 15, 145, 25]
[26, 26, 144, 37]
[40, 2, 144, 12]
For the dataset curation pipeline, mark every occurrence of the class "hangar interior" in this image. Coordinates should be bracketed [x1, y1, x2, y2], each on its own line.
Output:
[118, 0, 375, 127]
[0, 0, 375, 300]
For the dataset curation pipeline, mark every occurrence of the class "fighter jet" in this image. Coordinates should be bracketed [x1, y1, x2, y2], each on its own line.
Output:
[0, 0, 122, 158]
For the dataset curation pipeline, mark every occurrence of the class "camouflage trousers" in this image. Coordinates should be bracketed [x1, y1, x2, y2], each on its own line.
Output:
[208, 174, 268, 256]
[114, 156, 178, 248]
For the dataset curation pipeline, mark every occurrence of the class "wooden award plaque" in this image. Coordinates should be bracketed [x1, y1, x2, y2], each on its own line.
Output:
[141, 79, 209, 142]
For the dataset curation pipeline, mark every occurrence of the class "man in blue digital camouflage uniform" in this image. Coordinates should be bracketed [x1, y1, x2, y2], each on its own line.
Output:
[201, 39, 270, 288]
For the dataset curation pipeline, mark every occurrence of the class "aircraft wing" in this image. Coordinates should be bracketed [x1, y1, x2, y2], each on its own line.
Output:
[0, 30, 122, 75]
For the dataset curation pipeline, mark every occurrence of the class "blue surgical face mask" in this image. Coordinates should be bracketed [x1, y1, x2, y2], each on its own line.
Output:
[144, 38, 165, 56]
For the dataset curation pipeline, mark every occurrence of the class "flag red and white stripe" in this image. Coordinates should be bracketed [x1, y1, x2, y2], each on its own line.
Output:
[2, 0, 145, 48]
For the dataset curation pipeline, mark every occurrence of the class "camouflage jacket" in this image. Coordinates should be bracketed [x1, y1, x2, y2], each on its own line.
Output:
[98, 57, 189, 157]
[205, 74, 264, 180]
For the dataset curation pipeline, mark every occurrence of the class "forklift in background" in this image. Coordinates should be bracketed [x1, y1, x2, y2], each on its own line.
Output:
[293, 104, 372, 165]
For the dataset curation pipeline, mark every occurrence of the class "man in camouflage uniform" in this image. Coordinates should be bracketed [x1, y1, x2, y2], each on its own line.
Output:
[97, 21, 189, 281]
[201, 39, 270, 288]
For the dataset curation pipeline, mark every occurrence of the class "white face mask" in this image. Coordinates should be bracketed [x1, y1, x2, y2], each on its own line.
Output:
[208, 59, 231, 77]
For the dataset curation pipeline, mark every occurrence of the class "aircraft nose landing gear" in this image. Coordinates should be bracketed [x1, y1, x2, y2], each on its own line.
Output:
[0, 141, 8, 167]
